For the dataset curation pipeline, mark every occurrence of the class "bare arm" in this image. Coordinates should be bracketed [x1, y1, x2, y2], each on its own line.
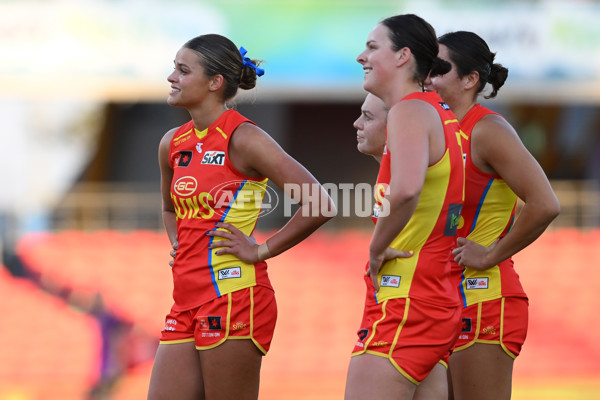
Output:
[368, 100, 441, 289]
[453, 115, 560, 269]
[158, 128, 178, 261]
[208, 122, 336, 262]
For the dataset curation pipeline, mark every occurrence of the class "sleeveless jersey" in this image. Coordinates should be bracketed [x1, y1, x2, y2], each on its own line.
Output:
[168, 109, 272, 311]
[372, 91, 464, 306]
[453, 104, 527, 307]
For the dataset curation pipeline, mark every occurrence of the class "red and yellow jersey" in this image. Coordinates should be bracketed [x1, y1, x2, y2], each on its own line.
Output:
[372, 91, 464, 306]
[453, 104, 527, 307]
[168, 109, 272, 311]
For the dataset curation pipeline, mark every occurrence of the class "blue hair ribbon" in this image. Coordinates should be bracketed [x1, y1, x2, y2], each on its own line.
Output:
[239, 46, 265, 77]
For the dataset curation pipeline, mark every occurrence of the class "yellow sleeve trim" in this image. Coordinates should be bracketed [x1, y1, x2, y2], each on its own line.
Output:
[216, 127, 228, 139]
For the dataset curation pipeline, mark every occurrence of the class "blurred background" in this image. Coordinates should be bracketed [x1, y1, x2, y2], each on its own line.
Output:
[1, 0, 599, 399]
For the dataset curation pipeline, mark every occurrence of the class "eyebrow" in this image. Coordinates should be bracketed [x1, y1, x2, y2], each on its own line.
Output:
[362, 110, 374, 118]
[174, 61, 191, 69]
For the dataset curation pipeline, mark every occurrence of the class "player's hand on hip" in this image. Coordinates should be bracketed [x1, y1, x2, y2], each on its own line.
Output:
[207, 222, 259, 263]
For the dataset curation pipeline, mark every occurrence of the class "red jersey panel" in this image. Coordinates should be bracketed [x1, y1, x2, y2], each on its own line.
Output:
[452, 105, 527, 307]
[372, 91, 464, 306]
[168, 109, 272, 311]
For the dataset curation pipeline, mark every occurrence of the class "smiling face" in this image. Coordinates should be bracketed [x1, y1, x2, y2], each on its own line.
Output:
[356, 24, 398, 99]
[354, 93, 387, 159]
[167, 47, 214, 108]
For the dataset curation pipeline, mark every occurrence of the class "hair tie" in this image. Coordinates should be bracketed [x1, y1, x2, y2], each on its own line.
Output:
[239, 46, 265, 77]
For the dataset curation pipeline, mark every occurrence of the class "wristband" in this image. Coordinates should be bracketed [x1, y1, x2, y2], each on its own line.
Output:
[257, 242, 271, 262]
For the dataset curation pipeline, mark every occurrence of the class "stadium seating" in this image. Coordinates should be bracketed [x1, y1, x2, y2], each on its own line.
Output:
[10, 228, 600, 399]
[0, 266, 100, 400]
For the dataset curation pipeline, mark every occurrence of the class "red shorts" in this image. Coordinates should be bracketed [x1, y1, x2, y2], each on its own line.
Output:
[452, 297, 528, 358]
[159, 286, 277, 354]
[352, 296, 462, 384]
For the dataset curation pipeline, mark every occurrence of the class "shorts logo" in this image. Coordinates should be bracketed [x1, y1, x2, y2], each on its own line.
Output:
[232, 321, 248, 331]
[163, 318, 177, 332]
[466, 277, 489, 290]
[370, 341, 389, 347]
[218, 267, 241, 280]
[380, 275, 400, 288]
[461, 318, 472, 333]
[199, 316, 222, 330]
[201, 151, 225, 165]
[175, 151, 192, 167]
[357, 329, 369, 341]
[444, 203, 463, 236]
[482, 325, 496, 335]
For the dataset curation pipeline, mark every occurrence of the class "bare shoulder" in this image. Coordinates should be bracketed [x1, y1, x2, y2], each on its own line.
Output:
[230, 121, 274, 145]
[229, 121, 288, 178]
[474, 113, 518, 140]
[390, 98, 438, 118]
[472, 112, 537, 176]
[159, 127, 179, 150]
[388, 98, 440, 133]
[230, 121, 286, 158]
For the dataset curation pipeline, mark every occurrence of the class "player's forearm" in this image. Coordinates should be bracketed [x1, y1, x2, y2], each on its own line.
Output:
[162, 209, 178, 246]
[369, 194, 418, 255]
[487, 199, 559, 266]
[262, 191, 336, 259]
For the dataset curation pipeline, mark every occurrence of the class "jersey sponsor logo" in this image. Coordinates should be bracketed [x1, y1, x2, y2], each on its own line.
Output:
[461, 317, 472, 332]
[198, 316, 222, 330]
[380, 275, 400, 288]
[175, 150, 192, 167]
[357, 329, 369, 341]
[439, 102, 451, 110]
[372, 203, 381, 219]
[174, 132, 192, 147]
[444, 203, 463, 236]
[173, 176, 198, 197]
[201, 151, 226, 165]
[466, 277, 489, 290]
[217, 267, 241, 280]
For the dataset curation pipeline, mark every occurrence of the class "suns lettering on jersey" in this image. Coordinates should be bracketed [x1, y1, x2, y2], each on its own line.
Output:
[171, 192, 214, 220]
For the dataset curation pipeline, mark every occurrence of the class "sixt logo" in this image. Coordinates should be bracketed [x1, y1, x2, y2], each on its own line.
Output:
[466, 277, 489, 290]
[380, 275, 401, 288]
[217, 267, 241, 280]
[201, 151, 226, 165]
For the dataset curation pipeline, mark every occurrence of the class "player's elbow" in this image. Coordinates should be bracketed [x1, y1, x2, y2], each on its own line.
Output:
[543, 196, 561, 223]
